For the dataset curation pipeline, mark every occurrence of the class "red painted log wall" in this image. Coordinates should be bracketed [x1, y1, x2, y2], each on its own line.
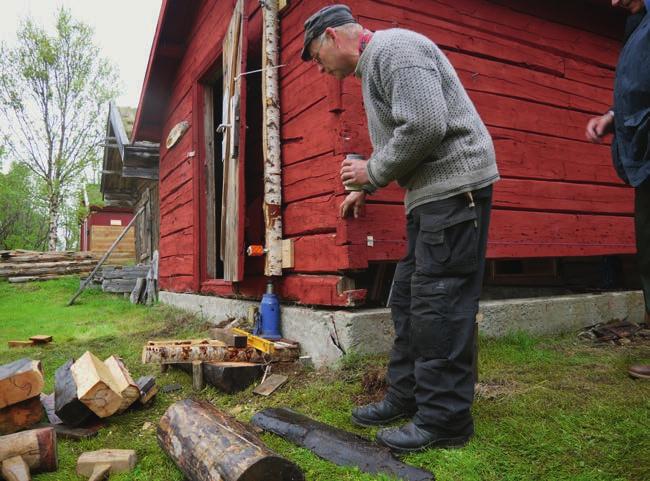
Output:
[150, 0, 633, 304]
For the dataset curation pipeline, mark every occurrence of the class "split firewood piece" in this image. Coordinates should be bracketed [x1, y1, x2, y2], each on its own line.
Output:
[29, 335, 52, 345]
[0, 359, 45, 410]
[0, 397, 44, 435]
[54, 360, 97, 427]
[251, 408, 435, 481]
[70, 352, 123, 418]
[141, 339, 261, 364]
[135, 376, 158, 405]
[0, 427, 58, 480]
[157, 399, 305, 481]
[176, 362, 264, 394]
[39, 394, 62, 425]
[104, 356, 139, 413]
[208, 328, 248, 348]
[77, 449, 137, 480]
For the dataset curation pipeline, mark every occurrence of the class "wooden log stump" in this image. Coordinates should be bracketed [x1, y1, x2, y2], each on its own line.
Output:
[177, 362, 264, 394]
[157, 399, 304, 481]
[104, 356, 139, 413]
[0, 427, 58, 477]
[0, 397, 44, 435]
[0, 359, 44, 409]
[54, 360, 97, 427]
[70, 352, 123, 418]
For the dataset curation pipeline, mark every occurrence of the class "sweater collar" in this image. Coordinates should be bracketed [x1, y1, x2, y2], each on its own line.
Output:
[355, 30, 377, 78]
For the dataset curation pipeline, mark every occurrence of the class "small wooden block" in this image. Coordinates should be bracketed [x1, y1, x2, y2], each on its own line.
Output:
[231, 328, 275, 354]
[136, 376, 158, 405]
[7, 340, 34, 348]
[54, 359, 97, 427]
[71, 352, 123, 418]
[77, 449, 137, 477]
[29, 335, 53, 344]
[104, 356, 139, 413]
[0, 358, 45, 409]
[208, 328, 248, 348]
[253, 374, 288, 396]
[192, 361, 204, 391]
[0, 396, 44, 434]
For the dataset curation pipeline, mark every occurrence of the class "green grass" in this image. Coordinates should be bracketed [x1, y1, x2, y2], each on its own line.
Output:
[0, 278, 649, 481]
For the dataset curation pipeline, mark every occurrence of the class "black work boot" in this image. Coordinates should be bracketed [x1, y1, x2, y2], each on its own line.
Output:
[351, 399, 416, 427]
[376, 422, 473, 453]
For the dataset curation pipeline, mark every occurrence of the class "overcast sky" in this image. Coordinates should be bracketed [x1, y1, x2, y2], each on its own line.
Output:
[0, 0, 162, 107]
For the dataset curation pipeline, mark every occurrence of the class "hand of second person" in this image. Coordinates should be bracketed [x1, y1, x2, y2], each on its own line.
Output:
[585, 112, 614, 143]
[340, 157, 369, 186]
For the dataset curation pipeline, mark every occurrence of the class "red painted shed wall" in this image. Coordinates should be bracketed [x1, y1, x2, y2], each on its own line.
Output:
[144, 0, 634, 305]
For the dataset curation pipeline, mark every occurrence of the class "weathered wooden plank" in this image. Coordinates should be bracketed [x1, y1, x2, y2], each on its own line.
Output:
[54, 359, 97, 427]
[488, 210, 636, 258]
[0, 359, 44, 409]
[102, 279, 137, 293]
[157, 399, 305, 481]
[251, 408, 433, 481]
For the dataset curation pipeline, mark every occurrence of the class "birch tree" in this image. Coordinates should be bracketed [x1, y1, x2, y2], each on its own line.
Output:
[0, 8, 119, 250]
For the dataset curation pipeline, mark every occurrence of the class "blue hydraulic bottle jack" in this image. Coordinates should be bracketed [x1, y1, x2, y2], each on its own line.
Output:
[254, 281, 282, 340]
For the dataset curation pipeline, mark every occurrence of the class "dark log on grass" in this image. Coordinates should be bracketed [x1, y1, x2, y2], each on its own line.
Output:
[0, 397, 44, 435]
[251, 408, 435, 481]
[54, 360, 97, 427]
[0, 359, 44, 409]
[157, 399, 304, 481]
[176, 362, 264, 394]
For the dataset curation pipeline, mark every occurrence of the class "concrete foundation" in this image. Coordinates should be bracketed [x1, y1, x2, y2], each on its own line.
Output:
[160, 290, 645, 368]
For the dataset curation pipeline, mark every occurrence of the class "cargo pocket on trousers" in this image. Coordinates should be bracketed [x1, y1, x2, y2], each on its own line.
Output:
[416, 208, 479, 276]
[410, 278, 450, 359]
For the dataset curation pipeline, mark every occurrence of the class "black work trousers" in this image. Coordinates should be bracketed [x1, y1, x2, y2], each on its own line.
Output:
[636, 178, 650, 315]
[385, 185, 493, 433]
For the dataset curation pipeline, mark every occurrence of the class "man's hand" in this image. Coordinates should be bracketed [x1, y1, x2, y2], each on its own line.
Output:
[586, 112, 615, 143]
[340, 157, 370, 186]
[340, 191, 366, 219]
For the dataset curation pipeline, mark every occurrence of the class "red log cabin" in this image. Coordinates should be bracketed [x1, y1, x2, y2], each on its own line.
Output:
[131, 0, 636, 307]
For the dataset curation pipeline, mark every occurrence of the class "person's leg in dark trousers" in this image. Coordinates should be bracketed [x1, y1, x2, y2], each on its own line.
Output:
[377, 185, 493, 452]
[351, 212, 418, 426]
[635, 179, 650, 316]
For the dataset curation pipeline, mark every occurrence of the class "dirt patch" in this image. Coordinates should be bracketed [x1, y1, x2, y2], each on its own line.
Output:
[475, 379, 522, 400]
[353, 365, 388, 405]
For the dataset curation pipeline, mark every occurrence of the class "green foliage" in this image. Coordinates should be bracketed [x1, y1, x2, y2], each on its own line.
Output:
[0, 7, 120, 249]
[0, 162, 48, 249]
[0, 280, 648, 481]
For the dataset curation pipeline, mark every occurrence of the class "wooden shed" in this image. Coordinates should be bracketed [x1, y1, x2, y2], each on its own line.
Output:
[132, 0, 635, 307]
[101, 102, 160, 263]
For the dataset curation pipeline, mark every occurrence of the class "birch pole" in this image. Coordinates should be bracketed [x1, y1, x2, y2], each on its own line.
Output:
[261, 0, 283, 277]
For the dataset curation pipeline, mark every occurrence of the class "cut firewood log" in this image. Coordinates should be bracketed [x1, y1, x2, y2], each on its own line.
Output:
[135, 376, 158, 405]
[0, 397, 44, 435]
[142, 340, 263, 364]
[7, 341, 34, 348]
[104, 356, 139, 413]
[54, 360, 97, 427]
[0, 359, 44, 409]
[70, 352, 123, 418]
[0, 427, 58, 479]
[176, 362, 264, 394]
[251, 408, 435, 481]
[157, 399, 304, 481]
[208, 328, 248, 348]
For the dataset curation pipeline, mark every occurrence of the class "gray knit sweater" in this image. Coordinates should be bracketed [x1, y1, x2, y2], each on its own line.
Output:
[355, 29, 499, 212]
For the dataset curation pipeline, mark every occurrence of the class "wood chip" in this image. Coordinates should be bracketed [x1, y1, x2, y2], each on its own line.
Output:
[253, 374, 288, 396]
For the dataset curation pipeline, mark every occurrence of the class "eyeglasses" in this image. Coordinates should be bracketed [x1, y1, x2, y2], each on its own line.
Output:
[311, 37, 326, 65]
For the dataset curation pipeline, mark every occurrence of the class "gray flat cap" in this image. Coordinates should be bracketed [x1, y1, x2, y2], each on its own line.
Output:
[301, 4, 357, 61]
